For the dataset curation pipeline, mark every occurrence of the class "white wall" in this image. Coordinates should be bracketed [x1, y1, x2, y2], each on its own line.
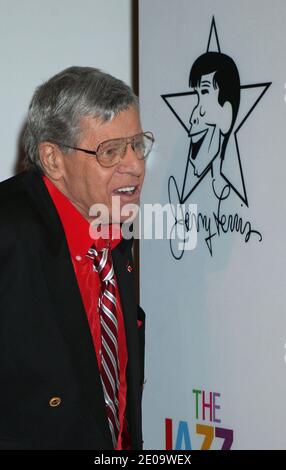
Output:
[140, 0, 286, 450]
[0, 0, 132, 181]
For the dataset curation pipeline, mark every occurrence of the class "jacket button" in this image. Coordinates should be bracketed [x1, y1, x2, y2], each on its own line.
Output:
[49, 397, 62, 407]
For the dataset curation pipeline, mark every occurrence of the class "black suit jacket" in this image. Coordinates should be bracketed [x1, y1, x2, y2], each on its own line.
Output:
[0, 170, 145, 450]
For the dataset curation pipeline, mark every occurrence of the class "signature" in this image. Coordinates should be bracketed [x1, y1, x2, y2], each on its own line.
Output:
[168, 176, 262, 258]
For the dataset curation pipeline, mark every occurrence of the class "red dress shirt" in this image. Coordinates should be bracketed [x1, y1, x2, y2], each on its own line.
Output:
[43, 176, 130, 450]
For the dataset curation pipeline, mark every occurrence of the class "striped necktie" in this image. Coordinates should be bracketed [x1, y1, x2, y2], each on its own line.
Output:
[87, 245, 120, 448]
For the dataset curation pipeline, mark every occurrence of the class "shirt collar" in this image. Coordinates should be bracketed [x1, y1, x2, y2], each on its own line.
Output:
[43, 176, 122, 261]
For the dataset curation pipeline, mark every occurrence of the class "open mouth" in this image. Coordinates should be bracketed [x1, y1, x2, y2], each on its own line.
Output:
[189, 129, 208, 160]
[112, 185, 140, 198]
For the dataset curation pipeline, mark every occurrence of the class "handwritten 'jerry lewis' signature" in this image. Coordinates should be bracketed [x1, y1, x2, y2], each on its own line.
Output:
[168, 176, 262, 258]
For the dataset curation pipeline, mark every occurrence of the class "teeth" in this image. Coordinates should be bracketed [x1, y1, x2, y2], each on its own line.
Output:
[116, 186, 135, 193]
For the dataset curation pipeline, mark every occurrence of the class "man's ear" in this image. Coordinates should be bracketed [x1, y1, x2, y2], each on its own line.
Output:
[38, 142, 64, 180]
[220, 101, 233, 135]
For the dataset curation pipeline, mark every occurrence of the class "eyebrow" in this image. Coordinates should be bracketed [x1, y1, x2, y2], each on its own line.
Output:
[200, 80, 211, 86]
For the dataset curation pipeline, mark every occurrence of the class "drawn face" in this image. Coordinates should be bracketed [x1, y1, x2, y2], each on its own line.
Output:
[189, 72, 232, 177]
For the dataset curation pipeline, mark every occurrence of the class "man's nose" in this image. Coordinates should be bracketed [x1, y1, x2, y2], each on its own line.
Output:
[190, 107, 199, 127]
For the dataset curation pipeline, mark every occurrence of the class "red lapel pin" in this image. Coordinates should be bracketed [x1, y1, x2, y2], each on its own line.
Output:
[126, 261, 133, 272]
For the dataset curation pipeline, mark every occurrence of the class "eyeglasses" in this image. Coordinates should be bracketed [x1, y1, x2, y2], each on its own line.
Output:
[55, 131, 154, 168]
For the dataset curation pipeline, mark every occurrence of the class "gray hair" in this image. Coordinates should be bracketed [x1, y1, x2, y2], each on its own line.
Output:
[23, 66, 139, 172]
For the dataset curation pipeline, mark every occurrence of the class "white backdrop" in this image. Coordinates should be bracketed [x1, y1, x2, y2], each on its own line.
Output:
[0, 0, 131, 181]
[140, 0, 286, 449]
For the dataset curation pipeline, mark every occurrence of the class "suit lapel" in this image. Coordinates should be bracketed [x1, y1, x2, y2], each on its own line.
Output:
[112, 240, 142, 448]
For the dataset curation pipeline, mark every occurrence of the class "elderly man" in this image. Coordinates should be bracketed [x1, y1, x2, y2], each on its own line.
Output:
[0, 67, 154, 450]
